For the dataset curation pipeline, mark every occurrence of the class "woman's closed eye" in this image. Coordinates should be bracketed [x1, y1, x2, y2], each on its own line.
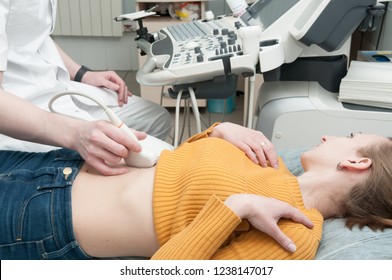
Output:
[348, 132, 362, 138]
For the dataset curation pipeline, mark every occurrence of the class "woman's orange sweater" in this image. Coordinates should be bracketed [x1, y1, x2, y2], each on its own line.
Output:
[151, 125, 323, 260]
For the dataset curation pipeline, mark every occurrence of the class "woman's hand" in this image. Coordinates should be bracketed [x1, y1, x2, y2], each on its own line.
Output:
[82, 71, 132, 107]
[70, 120, 147, 175]
[210, 122, 279, 168]
[224, 194, 314, 253]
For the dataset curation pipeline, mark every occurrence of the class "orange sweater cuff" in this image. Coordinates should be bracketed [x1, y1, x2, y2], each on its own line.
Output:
[151, 195, 241, 260]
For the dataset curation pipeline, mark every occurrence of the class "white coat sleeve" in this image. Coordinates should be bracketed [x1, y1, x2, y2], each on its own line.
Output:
[0, 0, 10, 71]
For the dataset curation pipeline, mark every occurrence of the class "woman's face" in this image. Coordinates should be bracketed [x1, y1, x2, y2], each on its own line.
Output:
[301, 133, 389, 171]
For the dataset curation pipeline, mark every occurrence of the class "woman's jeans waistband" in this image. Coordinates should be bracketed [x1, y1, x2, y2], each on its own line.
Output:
[0, 148, 92, 260]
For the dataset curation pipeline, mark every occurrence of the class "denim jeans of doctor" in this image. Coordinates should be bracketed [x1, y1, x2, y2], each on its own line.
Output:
[0, 148, 93, 260]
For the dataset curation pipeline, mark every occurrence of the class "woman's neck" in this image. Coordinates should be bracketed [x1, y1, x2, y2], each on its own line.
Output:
[297, 171, 348, 219]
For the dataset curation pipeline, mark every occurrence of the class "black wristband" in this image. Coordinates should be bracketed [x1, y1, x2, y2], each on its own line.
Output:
[74, 65, 91, 82]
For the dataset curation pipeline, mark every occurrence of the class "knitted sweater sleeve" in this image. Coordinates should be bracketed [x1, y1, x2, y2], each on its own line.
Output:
[151, 194, 321, 260]
[151, 195, 241, 260]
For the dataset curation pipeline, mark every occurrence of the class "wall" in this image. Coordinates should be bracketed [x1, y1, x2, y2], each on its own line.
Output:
[53, 32, 139, 70]
[206, 0, 229, 15]
[123, 0, 136, 13]
[52, 0, 143, 70]
[52, 0, 228, 71]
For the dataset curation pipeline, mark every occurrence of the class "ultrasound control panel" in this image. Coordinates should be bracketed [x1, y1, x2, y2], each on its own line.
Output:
[136, 16, 259, 86]
[164, 19, 245, 67]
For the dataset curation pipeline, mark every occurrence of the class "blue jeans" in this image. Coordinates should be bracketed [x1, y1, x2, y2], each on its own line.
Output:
[0, 149, 93, 260]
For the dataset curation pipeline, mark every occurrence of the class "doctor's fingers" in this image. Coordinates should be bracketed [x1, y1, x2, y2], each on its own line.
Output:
[101, 73, 129, 106]
[79, 139, 126, 164]
[118, 85, 131, 106]
[105, 71, 132, 105]
[108, 81, 130, 107]
[88, 120, 143, 156]
[91, 71, 132, 106]
[80, 139, 137, 175]
[85, 155, 130, 176]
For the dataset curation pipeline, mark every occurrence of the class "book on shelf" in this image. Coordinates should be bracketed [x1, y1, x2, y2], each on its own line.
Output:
[338, 60, 392, 109]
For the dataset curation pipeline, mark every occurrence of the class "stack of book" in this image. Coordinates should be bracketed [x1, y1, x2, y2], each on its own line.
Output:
[338, 60, 392, 109]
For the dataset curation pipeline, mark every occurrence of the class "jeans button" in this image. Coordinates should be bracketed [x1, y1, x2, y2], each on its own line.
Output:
[63, 167, 72, 180]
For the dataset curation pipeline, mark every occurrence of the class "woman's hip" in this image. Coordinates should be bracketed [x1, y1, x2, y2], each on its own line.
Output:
[0, 149, 90, 259]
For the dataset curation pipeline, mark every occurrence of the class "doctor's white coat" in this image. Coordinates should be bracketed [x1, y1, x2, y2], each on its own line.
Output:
[0, 0, 128, 151]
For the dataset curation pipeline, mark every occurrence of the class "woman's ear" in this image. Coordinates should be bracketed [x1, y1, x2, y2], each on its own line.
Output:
[339, 157, 372, 171]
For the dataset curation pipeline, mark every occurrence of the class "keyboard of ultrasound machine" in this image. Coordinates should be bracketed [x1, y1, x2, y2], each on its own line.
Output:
[138, 16, 256, 86]
[163, 17, 247, 69]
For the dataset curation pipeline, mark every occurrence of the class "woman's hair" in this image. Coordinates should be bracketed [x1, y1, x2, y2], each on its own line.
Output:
[342, 138, 392, 231]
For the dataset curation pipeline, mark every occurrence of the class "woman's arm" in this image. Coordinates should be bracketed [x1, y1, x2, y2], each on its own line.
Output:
[151, 195, 242, 260]
[54, 42, 131, 107]
[151, 194, 314, 260]
[185, 122, 279, 169]
[0, 80, 144, 175]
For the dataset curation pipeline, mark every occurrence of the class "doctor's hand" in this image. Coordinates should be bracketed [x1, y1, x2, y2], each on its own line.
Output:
[70, 120, 146, 176]
[210, 122, 279, 168]
[82, 70, 132, 107]
[224, 194, 314, 253]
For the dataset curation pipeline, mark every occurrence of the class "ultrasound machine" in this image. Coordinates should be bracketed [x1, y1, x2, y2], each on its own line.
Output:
[117, 0, 391, 149]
